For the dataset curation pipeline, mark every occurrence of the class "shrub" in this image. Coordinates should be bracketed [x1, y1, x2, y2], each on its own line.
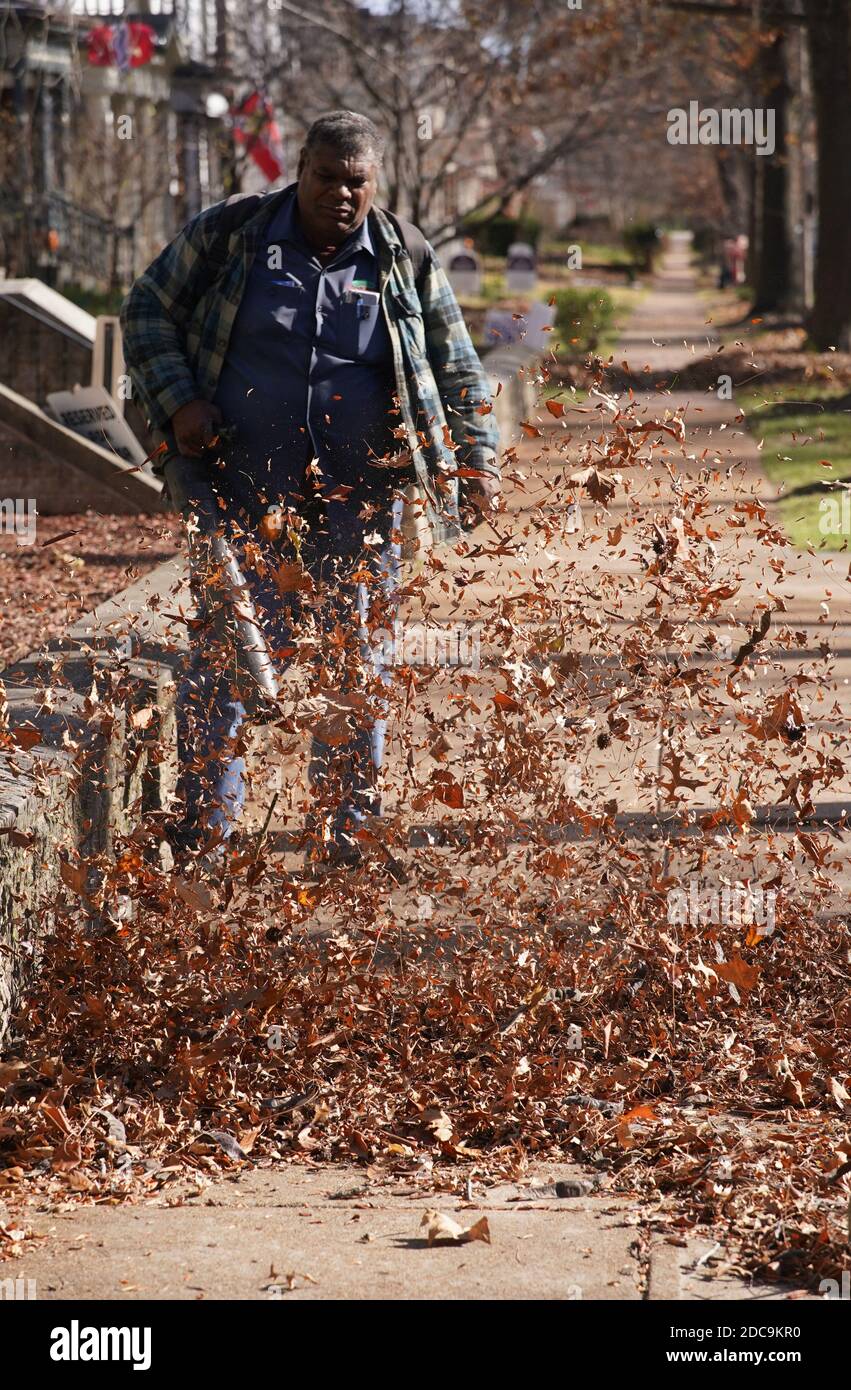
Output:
[622, 221, 659, 270]
[461, 210, 542, 258]
[551, 287, 615, 355]
[60, 282, 126, 316]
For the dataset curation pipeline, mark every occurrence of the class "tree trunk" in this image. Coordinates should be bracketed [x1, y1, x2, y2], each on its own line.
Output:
[746, 142, 759, 287]
[804, 0, 851, 348]
[752, 28, 790, 312]
[714, 147, 746, 237]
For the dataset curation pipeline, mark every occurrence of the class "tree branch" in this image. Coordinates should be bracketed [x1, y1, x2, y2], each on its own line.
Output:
[655, 1, 804, 23]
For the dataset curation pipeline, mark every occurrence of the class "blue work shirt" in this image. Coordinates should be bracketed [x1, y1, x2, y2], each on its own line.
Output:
[214, 188, 398, 524]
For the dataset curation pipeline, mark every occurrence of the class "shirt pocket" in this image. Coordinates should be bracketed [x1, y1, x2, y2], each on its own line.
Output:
[265, 279, 303, 332]
[336, 294, 386, 362]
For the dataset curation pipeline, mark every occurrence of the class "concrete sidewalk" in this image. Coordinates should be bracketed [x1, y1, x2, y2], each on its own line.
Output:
[3, 1163, 807, 1301]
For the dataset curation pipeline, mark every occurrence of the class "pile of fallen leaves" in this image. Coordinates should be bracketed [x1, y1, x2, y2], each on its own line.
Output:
[0, 512, 181, 666]
[1, 361, 850, 1290]
[2, 832, 848, 1286]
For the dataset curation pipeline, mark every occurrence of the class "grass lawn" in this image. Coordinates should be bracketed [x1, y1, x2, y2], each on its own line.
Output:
[741, 381, 851, 550]
[572, 240, 635, 267]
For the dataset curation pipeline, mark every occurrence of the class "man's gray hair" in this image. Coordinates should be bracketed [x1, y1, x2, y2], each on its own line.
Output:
[303, 110, 385, 165]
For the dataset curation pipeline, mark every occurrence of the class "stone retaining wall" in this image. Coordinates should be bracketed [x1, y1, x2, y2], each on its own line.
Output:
[0, 638, 182, 1044]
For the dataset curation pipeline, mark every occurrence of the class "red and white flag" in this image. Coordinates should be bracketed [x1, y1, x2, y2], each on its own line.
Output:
[232, 93, 285, 183]
[86, 21, 155, 70]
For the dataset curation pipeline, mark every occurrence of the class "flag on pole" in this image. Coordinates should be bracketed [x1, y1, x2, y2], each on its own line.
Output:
[232, 92, 285, 182]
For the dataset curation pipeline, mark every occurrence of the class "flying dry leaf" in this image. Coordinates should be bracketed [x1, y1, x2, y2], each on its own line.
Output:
[59, 859, 89, 895]
[131, 705, 156, 730]
[715, 955, 760, 996]
[430, 769, 464, 808]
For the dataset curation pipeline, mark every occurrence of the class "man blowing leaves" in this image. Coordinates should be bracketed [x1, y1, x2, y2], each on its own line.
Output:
[121, 110, 500, 876]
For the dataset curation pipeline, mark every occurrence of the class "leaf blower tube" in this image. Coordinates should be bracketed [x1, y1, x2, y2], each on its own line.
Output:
[162, 450, 282, 706]
[205, 523, 282, 703]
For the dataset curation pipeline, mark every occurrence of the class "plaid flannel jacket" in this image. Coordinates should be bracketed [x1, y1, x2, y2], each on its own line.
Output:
[120, 185, 500, 543]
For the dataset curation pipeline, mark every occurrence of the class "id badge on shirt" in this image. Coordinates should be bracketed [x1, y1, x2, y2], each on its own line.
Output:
[343, 282, 380, 320]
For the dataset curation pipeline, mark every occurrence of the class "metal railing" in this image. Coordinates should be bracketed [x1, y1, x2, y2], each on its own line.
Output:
[0, 190, 134, 287]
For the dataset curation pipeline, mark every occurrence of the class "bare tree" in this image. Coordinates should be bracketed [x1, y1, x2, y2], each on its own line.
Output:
[256, 0, 656, 243]
[803, 0, 851, 347]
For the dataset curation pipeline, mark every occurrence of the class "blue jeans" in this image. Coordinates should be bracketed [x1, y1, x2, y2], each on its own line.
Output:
[165, 456, 402, 853]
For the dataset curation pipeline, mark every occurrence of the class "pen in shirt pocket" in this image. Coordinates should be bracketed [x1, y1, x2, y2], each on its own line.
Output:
[343, 285, 379, 303]
[343, 284, 380, 318]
